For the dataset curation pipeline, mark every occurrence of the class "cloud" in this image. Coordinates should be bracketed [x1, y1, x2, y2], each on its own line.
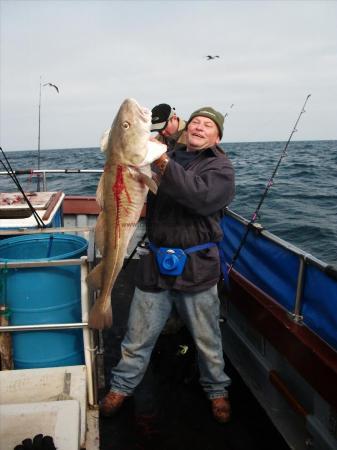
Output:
[1, 0, 337, 150]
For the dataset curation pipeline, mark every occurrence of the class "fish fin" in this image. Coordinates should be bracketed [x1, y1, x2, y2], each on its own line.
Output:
[95, 213, 105, 254]
[128, 167, 158, 194]
[88, 300, 112, 330]
[151, 172, 161, 189]
[96, 174, 104, 208]
[100, 128, 110, 153]
[137, 172, 158, 194]
[86, 262, 103, 290]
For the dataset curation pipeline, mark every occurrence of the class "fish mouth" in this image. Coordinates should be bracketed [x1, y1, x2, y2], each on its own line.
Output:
[140, 106, 151, 123]
[125, 98, 150, 124]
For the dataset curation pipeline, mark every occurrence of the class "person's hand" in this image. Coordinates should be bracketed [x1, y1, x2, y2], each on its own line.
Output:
[152, 153, 170, 175]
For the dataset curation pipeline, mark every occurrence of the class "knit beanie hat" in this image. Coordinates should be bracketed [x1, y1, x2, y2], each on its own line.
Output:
[187, 107, 224, 139]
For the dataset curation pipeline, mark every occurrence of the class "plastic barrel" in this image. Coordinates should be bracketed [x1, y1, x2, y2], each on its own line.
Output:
[0, 234, 88, 369]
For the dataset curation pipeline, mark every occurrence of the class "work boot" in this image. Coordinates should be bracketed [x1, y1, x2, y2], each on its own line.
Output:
[211, 397, 231, 424]
[99, 391, 127, 417]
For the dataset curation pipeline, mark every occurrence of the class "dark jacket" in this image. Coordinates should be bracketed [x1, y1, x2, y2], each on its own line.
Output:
[135, 144, 235, 293]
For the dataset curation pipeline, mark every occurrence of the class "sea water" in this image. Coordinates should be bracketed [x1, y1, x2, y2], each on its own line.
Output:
[1, 140, 336, 265]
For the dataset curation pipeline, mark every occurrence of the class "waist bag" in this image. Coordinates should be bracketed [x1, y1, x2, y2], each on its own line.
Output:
[148, 242, 217, 276]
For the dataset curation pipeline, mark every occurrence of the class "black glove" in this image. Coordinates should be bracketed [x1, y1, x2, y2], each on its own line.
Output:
[14, 434, 56, 450]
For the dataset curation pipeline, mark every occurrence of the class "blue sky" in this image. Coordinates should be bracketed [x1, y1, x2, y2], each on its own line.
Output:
[1, 0, 337, 151]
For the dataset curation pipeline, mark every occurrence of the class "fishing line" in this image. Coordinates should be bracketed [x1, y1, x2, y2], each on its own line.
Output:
[226, 94, 311, 276]
[0, 147, 46, 228]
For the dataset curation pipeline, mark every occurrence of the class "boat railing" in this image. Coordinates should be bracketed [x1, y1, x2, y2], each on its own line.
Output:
[0, 255, 97, 406]
[222, 209, 337, 351]
[0, 226, 94, 236]
[0, 169, 103, 192]
[226, 209, 311, 320]
[226, 208, 333, 271]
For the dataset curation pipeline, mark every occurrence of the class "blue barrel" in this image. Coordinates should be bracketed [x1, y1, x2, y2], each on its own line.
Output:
[0, 234, 88, 369]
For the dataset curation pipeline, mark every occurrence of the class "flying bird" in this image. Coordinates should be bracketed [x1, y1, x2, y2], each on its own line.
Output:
[206, 55, 219, 60]
[43, 83, 59, 93]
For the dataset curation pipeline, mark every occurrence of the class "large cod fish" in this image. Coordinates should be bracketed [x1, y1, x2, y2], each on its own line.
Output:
[87, 98, 166, 329]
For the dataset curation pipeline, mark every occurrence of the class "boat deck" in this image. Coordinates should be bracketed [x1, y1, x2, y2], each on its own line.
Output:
[99, 261, 290, 450]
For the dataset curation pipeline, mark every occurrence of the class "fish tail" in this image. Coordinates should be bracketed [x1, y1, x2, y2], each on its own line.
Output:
[88, 300, 112, 330]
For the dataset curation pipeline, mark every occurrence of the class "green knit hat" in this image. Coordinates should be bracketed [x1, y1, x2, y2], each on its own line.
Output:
[187, 107, 224, 139]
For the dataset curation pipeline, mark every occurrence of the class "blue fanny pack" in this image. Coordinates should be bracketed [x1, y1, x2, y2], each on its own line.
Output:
[148, 242, 216, 276]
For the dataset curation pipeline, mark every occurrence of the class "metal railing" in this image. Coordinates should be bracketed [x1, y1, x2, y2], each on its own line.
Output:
[0, 255, 97, 406]
[0, 169, 103, 192]
[224, 209, 336, 324]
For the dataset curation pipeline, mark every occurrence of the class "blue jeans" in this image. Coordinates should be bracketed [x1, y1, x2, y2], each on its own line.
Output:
[109, 286, 231, 399]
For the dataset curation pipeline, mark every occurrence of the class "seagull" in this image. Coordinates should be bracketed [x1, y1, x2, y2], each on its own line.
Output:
[43, 83, 59, 93]
[206, 55, 219, 60]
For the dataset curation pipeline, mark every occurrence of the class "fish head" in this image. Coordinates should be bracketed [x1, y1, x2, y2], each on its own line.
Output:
[104, 98, 152, 165]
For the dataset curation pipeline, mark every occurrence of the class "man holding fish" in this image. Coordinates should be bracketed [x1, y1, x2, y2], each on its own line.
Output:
[98, 103, 235, 424]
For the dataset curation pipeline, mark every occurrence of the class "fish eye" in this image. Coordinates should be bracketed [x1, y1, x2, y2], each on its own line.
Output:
[122, 121, 130, 129]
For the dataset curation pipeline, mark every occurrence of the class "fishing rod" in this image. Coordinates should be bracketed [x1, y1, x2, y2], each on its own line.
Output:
[227, 94, 311, 276]
[224, 103, 234, 120]
[37, 79, 59, 191]
[0, 147, 46, 228]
